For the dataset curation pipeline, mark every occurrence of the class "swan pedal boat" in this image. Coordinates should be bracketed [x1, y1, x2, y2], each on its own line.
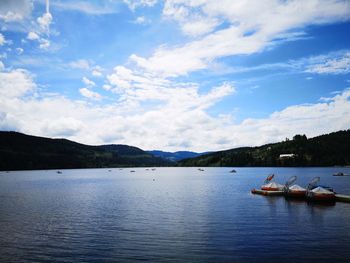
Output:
[307, 186, 335, 202]
[261, 182, 284, 191]
[285, 184, 307, 198]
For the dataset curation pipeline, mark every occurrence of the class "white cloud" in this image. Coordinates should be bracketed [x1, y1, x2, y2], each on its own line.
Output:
[129, 0, 350, 77]
[180, 17, 219, 37]
[0, 68, 36, 98]
[16, 47, 24, 55]
[92, 70, 103, 77]
[52, 1, 119, 15]
[26, 30, 51, 50]
[0, 61, 4, 71]
[133, 16, 150, 25]
[69, 59, 90, 70]
[0, 52, 7, 60]
[123, 0, 157, 11]
[107, 66, 133, 89]
[0, 33, 5, 45]
[1, 1, 350, 151]
[1, 66, 350, 151]
[239, 90, 350, 145]
[82, 76, 96, 86]
[102, 84, 112, 91]
[17, 0, 54, 50]
[91, 66, 103, 77]
[79, 88, 102, 100]
[27, 31, 40, 40]
[163, 2, 219, 36]
[37, 12, 52, 34]
[0, 0, 33, 22]
[38, 38, 50, 49]
[306, 51, 350, 74]
[211, 49, 350, 77]
[41, 117, 84, 137]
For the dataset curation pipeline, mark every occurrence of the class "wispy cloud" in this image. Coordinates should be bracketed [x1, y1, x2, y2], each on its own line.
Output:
[21, 0, 53, 50]
[82, 76, 96, 87]
[128, 0, 350, 77]
[0, 0, 33, 22]
[1, 0, 350, 151]
[1, 65, 350, 151]
[79, 87, 101, 100]
[0, 33, 5, 45]
[52, 1, 120, 15]
[69, 59, 90, 70]
[123, 0, 157, 11]
[133, 16, 150, 25]
[209, 49, 350, 77]
[305, 51, 350, 74]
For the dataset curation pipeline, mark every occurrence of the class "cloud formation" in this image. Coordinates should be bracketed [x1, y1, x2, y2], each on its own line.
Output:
[129, 0, 350, 77]
[82, 76, 96, 87]
[306, 51, 350, 74]
[1, 0, 350, 152]
[52, 1, 120, 15]
[1, 60, 350, 151]
[0, 0, 33, 22]
[79, 87, 101, 100]
[123, 0, 157, 11]
[69, 59, 90, 70]
[0, 33, 5, 45]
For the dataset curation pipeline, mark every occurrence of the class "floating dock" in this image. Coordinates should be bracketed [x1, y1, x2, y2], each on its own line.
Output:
[335, 194, 350, 203]
[251, 189, 284, 196]
[252, 189, 350, 203]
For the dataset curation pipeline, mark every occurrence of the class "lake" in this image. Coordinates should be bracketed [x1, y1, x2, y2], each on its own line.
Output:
[1, 167, 350, 262]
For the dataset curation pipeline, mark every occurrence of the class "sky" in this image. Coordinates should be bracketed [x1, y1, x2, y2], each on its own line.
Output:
[0, 0, 350, 152]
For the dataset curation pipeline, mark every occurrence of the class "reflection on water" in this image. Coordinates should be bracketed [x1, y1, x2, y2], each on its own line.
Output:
[1, 167, 350, 262]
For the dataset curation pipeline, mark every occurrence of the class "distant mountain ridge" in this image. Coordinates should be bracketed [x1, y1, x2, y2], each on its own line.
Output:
[147, 150, 209, 162]
[179, 130, 350, 167]
[0, 131, 172, 171]
[1, 130, 350, 170]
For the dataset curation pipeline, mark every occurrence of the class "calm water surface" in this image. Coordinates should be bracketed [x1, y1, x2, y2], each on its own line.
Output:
[1, 167, 350, 262]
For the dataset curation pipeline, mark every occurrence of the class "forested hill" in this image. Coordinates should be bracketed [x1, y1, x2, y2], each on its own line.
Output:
[0, 131, 172, 171]
[179, 130, 350, 167]
[147, 150, 208, 162]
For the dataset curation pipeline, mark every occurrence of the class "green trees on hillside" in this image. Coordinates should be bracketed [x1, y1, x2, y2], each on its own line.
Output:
[179, 130, 350, 167]
[0, 131, 171, 170]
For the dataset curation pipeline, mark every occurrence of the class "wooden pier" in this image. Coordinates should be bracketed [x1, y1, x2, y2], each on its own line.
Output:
[335, 194, 350, 203]
[251, 189, 284, 196]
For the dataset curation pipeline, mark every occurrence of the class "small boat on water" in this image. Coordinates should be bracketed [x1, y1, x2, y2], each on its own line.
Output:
[260, 174, 284, 191]
[198, 168, 204, 171]
[57, 171, 62, 174]
[307, 186, 336, 202]
[130, 170, 135, 173]
[230, 169, 236, 173]
[333, 172, 350, 176]
[285, 184, 307, 198]
[283, 176, 307, 198]
[306, 177, 335, 202]
[251, 174, 284, 194]
[261, 181, 284, 191]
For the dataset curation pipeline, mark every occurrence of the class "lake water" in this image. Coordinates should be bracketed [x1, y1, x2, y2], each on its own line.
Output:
[1, 167, 350, 262]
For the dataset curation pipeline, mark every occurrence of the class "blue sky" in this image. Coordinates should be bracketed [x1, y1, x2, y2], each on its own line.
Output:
[0, 0, 350, 151]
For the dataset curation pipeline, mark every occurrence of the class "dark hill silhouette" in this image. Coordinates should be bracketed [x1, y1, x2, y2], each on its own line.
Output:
[0, 131, 172, 170]
[179, 130, 350, 167]
[147, 150, 209, 162]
